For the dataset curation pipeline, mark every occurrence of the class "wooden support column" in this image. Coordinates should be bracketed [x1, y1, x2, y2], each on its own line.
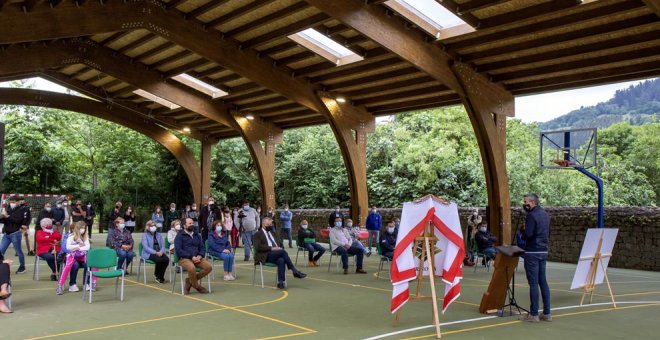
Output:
[200, 140, 214, 206]
[317, 92, 375, 226]
[452, 63, 513, 244]
[232, 113, 283, 210]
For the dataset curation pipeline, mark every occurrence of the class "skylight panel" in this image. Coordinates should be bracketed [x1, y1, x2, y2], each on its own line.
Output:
[133, 89, 180, 109]
[385, 0, 473, 39]
[172, 73, 228, 99]
[288, 28, 363, 66]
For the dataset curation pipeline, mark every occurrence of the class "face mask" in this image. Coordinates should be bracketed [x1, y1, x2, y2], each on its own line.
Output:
[523, 204, 532, 212]
[156, 209, 161, 213]
[118, 224, 125, 230]
[372, 209, 377, 213]
[9, 203, 16, 209]
[174, 224, 181, 231]
[56, 204, 62, 208]
[209, 201, 215, 206]
[346, 222, 353, 228]
[387, 227, 395, 233]
[80, 228, 86, 235]
[264, 225, 272, 231]
[243, 205, 248, 210]
[46, 207, 51, 212]
[335, 222, 342, 228]
[192, 206, 197, 211]
[149, 226, 157, 233]
[215, 226, 223, 234]
[186, 208, 190, 211]
[301, 224, 308, 230]
[285, 208, 289, 211]
[63, 203, 68, 207]
[170, 208, 175, 212]
[479, 227, 487, 232]
[87, 204, 91, 208]
[395, 223, 400, 228]
[44, 228, 54, 233]
[335, 208, 340, 213]
[186, 225, 194, 232]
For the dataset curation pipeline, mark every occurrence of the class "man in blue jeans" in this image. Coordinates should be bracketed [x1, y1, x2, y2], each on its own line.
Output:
[365, 205, 381, 253]
[0, 196, 31, 274]
[520, 193, 552, 322]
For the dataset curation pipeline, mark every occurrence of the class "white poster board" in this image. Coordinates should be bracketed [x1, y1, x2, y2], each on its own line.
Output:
[570, 228, 618, 290]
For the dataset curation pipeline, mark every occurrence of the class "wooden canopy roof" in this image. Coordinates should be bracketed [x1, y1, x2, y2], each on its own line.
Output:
[1, 0, 659, 141]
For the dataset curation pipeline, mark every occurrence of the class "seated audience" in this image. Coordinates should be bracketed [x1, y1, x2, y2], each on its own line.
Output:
[345, 218, 370, 256]
[207, 219, 235, 281]
[110, 217, 135, 273]
[296, 220, 325, 267]
[141, 220, 169, 284]
[57, 222, 96, 294]
[174, 218, 212, 294]
[253, 217, 306, 290]
[0, 253, 12, 313]
[475, 222, 498, 261]
[35, 218, 62, 281]
[329, 217, 367, 275]
[379, 221, 397, 260]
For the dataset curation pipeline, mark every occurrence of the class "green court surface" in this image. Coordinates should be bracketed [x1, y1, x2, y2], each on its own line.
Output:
[1, 233, 659, 339]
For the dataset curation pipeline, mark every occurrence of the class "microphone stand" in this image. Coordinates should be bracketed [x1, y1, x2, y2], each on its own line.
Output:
[501, 208, 528, 316]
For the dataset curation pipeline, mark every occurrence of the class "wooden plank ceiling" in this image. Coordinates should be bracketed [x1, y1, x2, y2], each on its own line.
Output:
[0, 0, 658, 140]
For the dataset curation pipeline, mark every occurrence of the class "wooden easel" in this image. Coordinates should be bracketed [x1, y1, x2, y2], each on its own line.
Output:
[579, 229, 616, 308]
[394, 221, 443, 338]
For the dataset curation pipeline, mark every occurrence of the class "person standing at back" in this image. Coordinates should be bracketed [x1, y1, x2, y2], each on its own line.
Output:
[84, 202, 96, 239]
[151, 206, 165, 233]
[165, 203, 179, 233]
[52, 200, 67, 235]
[123, 206, 136, 233]
[366, 205, 382, 253]
[278, 205, 293, 248]
[0, 196, 31, 274]
[327, 205, 344, 228]
[235, 199, 259, 262]
[107, 201, 122, 234]
[519, 193, 552, 323]
[200, 197, 221, 242]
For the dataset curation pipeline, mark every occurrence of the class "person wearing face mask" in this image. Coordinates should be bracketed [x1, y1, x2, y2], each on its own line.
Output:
[183, 204, 200, 233]
[52, 200, 67, 234]
[394, 218, 401, 232]
[0, 196, 31, 274]
[474, 222, 497, 262]
[519, 193, 551, 323]
[234, 199, 260, 262]
[34, 202, 56, 254]
[123, 206, 136, 233]
[296, 220, 325, 267]
[141, 220, 169, 284]
[253, 217, 306, 289]
[174, 218, 212, 294]
[200, 197, 221, 242]
[207, 219, 235, 281]
[329, 217, 367, 275]
[35, 218, 62, 281]
[344, 218, 370, 256]
[379, 221, 397, 260]
[106, 201, 123, 234]
[327, 205, 344, 228]
[110, 217, 135, 274]
[366, 205, 382, 253]
[164, 203, 179, 233]
[229, 208, 240, 249]
[167, 219, 182, 254]
[84, 202, 96, 238]
[278, 205, 293, 248]
[57, 221, 96, 294]
[151, 206, 165, 233]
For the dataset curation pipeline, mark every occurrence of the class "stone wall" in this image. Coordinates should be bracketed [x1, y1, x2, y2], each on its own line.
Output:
[279, 207, 660, 271]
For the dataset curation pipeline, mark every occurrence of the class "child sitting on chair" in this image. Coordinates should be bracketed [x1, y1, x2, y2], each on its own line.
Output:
[56, 221, 97, 295]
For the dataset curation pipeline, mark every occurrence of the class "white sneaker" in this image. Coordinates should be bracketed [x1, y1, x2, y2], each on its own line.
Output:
[68, 284, 80, 292]
[223, 275, 230, 281]
[227, 274, 236, 281]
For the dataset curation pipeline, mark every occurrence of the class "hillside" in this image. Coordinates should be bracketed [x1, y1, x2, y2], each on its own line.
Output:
[539, 78, 659, 131]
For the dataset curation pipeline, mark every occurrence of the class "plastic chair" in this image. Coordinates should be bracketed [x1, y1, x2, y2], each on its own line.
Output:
[327, 246, 355, 272]
[171, 252, 212, 295]
[6, 284, 11, 310]
[251, 248, 281, 288]
[376, 243, 391, 279]
[82, 248, 125, 303]
[205, 240, 237, 280]
[32, 255, 41, 281]
[472, 240, 493, 273]
[295, 238, 319, 266]
[136, 243, 172, 284]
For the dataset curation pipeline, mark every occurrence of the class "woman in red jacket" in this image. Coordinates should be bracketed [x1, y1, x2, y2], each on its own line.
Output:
[36, 218, 62, 281]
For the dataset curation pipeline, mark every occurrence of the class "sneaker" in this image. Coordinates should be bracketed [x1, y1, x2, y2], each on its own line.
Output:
[50, 274, 57, 281]
[366, 251, 372, 258]
[540, 313, 552, 322]
[27, 251, 35, 256]
[69, 284, 80, 292]
[293, 271, 307, 279]
[227, 274, 235, 281]
[277, 282, 286, 290]
[16, 267, 26, 274]
[155, 277, 165, 284]
[223, 275, 230, 281]
[343, 268, 349, 275]
[519, 313, 540, 323]
[356, 268, 368, 274]
[56, 286, 64, 295]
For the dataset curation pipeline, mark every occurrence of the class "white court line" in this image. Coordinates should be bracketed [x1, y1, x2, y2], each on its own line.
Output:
[363, 300, 660, 340]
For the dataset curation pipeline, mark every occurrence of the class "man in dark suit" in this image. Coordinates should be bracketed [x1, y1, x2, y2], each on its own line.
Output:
[253, 217, 306, 289]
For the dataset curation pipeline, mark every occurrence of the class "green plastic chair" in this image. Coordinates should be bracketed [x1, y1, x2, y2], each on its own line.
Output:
[471, 239, 493, 273]
[205, 239, 237, 280]
[295, 237, 319, 266]
[137, 243, 172, 284]
[376, 243, 391, 279]
[251, 247, 281, 288]
[82, 248, 125, 304]
[327, 245, 355, 272]
[171, 252, 212, 295]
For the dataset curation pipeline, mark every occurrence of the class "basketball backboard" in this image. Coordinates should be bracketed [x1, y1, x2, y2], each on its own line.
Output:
[540, 128, 597, 169]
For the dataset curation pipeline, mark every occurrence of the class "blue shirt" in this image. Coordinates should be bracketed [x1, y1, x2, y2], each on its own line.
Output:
[279, 210, 293, 229]
[366, 212, 382, 231]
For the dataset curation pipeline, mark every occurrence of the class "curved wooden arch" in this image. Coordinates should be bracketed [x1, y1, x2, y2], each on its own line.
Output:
[0, 88, 203, 203]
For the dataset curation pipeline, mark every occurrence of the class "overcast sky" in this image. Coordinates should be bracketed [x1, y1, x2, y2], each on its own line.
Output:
[1, 76, 656, 124]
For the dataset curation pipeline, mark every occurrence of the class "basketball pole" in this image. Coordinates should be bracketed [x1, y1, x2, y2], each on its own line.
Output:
[574, 167, 604, 229]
